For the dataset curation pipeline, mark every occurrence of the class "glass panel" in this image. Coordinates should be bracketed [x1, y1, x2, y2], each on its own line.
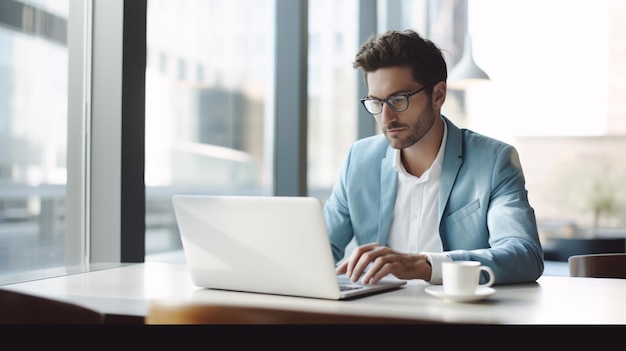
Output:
[145, 0, 276, 255]
[0, 0, 71, 283]
[307, 0, 358, 202]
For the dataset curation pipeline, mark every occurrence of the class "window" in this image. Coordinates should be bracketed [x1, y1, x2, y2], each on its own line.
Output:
[145, 0, 276, 255]
[307, 0, 359, 201]
[0, 0, 129, 284]
[0, 0, 75, 284]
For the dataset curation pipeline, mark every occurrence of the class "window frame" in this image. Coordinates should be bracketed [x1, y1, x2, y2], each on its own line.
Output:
[66, 0, 92, 266]
[89, 0, 146, 264]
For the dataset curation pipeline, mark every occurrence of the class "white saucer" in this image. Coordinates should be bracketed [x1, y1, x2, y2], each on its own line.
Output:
[424, 286, 496, 303]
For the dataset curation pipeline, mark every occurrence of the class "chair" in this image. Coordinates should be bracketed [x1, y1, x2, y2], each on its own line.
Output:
[145, 300, 430, 324]
[542, 237, 626, 262]
[0, 288, 105, 324]
[568, 253, 626, 278]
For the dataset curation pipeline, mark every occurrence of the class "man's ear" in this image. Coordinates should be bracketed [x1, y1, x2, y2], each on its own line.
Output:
[432, 81, 447, 109]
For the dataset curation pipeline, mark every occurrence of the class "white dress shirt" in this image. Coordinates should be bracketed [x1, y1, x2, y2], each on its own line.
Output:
[387, 119, 451, 284]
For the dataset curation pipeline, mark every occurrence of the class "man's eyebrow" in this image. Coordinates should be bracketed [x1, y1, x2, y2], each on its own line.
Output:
[366, 89, 413, 99]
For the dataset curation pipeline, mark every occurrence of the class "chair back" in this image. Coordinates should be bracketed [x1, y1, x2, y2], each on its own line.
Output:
[568, 253, 626, 278]
[146, 300, 428, 324]
[0, 288, 104, 324]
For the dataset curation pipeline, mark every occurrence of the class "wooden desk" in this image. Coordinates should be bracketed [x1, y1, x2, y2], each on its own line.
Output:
[2, 261, 626, 324]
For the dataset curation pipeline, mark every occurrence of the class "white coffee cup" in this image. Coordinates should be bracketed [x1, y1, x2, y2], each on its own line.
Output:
[442, 261, 495, 295]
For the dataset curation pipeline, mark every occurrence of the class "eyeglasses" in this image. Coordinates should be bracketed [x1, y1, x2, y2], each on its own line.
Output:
[360, 85, 430, 115]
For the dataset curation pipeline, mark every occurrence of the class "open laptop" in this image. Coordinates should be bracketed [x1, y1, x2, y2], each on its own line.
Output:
[172, 195, 406, 300]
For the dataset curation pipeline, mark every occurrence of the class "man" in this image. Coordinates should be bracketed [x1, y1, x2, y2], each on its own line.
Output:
[324, 29, 544, 286]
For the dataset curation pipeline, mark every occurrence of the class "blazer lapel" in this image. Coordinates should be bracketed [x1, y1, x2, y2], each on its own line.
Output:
[378, 146, 397, 244]
[439, 116, 463, 223]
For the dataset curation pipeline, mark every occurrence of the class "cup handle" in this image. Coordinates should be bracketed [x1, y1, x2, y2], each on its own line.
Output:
[479, 266, 495, 287]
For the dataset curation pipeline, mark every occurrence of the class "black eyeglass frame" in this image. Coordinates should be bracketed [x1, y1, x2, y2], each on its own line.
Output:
[359, 84, 432, 115]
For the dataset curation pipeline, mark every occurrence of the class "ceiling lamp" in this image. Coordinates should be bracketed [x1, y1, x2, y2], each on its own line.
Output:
[447, 34, 490, 90]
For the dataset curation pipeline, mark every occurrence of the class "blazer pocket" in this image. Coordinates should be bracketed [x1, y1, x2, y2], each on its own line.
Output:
[446, 199, 480, 220]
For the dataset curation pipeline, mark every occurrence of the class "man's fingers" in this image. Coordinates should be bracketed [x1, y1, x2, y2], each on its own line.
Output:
[339, 243, 393, 282]
[361, 253, 395, 284]
[335, 260, 348, 274]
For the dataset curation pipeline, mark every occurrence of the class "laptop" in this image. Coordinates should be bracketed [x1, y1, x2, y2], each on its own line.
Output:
[172, 195, 406, 300]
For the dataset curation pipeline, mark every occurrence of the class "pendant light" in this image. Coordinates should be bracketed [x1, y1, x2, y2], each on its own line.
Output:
[447, 34, 490, 90]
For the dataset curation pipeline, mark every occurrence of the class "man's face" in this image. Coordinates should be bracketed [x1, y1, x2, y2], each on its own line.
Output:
[365, 66, 439, 150]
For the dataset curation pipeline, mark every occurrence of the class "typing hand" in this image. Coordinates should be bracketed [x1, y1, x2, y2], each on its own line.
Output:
[336, 243, 431, 284]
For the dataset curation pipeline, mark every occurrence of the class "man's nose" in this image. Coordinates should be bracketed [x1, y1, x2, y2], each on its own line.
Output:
[378, 103, 398, 123]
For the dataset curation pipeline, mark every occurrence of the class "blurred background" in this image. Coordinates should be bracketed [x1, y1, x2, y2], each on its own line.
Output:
[1, 0, 625, 283]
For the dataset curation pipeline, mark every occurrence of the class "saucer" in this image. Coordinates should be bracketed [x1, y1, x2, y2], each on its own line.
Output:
[424, 286, 496, 303]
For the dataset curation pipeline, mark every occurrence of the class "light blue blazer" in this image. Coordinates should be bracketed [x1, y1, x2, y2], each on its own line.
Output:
[323, 116, 544, 285]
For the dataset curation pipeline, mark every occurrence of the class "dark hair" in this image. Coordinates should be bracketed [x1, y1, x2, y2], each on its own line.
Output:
[353, 29, 447, 91]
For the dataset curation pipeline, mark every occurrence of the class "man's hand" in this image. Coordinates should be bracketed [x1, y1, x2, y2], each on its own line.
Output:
[335, 242, 432, 284]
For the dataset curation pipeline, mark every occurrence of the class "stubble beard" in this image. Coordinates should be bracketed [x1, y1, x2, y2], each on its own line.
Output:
[384, 102, 436, 150]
